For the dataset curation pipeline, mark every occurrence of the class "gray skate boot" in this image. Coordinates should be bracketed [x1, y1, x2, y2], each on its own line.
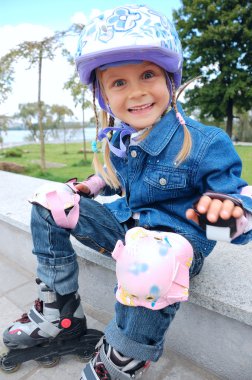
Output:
[3, 278, 87, 349]
[81, 336, 150, 379]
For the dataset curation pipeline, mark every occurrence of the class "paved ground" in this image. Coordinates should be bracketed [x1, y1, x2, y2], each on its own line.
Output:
[0, 253, 221, 380]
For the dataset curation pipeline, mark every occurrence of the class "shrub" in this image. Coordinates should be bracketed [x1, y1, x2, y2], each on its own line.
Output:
[4, 148, 23, 158]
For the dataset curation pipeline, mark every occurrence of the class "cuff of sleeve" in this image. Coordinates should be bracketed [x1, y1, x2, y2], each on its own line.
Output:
[82, 175, 106, 197]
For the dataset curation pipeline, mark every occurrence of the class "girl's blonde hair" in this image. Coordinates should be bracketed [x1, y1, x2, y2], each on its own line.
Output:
[92, 73, 192, 189]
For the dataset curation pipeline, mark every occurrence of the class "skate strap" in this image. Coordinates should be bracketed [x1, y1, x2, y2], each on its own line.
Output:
[29, 307, 61, 338]
[99, 344, 145, 380]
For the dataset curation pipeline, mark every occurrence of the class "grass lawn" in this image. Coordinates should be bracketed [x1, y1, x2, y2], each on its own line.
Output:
[0, 143, 95, 182]
[234, 145, 252, 184]
[0, 142, 251, 184]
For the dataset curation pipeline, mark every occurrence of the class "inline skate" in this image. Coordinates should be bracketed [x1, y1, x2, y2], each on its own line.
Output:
[0, 279, 103, 373]
[81, 336, 150, 380]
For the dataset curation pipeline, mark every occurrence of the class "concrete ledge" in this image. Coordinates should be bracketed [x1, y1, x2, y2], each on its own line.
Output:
[1, 170, 252, 379]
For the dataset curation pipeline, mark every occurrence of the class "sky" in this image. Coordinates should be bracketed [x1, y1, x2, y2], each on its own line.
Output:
[0, 0, 182, 122]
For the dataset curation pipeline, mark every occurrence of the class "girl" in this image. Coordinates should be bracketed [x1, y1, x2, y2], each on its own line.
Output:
[3, 4, 252, 380]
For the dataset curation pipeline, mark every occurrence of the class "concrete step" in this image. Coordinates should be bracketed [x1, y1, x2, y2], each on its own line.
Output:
[0, 253, 219, 380]
[0, 170, 251, 380]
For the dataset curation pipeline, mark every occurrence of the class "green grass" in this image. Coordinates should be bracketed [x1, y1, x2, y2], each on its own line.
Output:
[0, 143, 251, 184]
[235, 145, 252, 184]
[0, 143, 95, 182]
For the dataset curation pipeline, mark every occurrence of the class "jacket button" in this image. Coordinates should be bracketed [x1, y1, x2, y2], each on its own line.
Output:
[131, 150, 137, 158]
[159, 178, 167, 185]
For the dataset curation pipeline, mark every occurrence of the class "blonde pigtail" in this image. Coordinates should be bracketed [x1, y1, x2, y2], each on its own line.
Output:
[91, 82, 121, 189]
[169, 74, 192, 165]
[176, 76, 202, 101]
[91, 80, 102, 176]
[103, 141, 121, 189]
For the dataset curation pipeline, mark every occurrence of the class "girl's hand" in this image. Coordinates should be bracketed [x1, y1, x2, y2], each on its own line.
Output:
[74, 182, 91, 195]
[186, 194, 244, 225]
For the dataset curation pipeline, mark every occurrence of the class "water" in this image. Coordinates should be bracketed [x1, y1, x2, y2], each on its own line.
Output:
[1, 128, 96, 148]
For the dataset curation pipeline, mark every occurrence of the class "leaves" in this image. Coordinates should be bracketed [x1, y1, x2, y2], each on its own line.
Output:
[173, 0, 252, 135]
[0, 53, 15, 104]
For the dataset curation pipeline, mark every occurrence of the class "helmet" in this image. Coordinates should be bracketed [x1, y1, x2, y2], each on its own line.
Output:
[112, 227, 193, 310]
[75, 4, 183, 91]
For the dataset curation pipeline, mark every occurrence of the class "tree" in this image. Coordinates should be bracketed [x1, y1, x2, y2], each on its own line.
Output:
[0, 53, 15, 149]
[50, 104, 74, 154]
[2, 26, 76, 169]
[63, 48, 92, 161]
[13, 35, 64, 169]
[173, 1, 252, 137]
[15, 102, 53, 141]
[0, 114, 12, 149]
[233, 110, 252, 141]
[0, 52, 15, 105]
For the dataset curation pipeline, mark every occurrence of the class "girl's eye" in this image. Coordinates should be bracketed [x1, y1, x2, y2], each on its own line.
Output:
[113, 79, 125, 87]
[143, 71, 154, 80]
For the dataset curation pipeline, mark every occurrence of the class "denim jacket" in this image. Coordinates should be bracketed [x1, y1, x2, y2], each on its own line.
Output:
[103, 104, 252, 256]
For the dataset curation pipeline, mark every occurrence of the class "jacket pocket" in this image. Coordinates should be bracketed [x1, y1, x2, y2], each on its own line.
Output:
[143, 165, 189, 202]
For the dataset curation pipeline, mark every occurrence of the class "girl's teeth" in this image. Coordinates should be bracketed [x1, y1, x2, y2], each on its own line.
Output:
[131, 104, 151, 110]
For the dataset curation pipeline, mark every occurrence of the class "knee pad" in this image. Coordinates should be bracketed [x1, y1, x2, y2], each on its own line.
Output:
[29, 179, 80, 229]
[112, 227, 193, 310]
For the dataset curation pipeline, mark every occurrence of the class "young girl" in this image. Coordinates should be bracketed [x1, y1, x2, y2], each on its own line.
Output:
[3, 4, 252, 380]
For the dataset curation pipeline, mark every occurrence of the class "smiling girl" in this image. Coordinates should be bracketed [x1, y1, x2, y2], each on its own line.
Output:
[3, 4, 252, 380]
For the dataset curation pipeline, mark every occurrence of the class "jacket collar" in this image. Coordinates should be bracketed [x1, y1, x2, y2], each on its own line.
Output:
[138, 103, 185, 156]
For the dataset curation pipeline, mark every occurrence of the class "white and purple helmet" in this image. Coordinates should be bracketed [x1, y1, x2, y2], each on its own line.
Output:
[75, 4, 183, 111]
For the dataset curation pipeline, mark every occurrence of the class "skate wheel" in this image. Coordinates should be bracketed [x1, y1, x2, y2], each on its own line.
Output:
[77, 353, 93, 363]
[0, 353, 21, 373]
[37, 356, 60, 368]
[76, 348, 94, 362]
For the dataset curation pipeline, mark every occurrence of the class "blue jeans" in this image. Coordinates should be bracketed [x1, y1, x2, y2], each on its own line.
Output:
[31, 196, 204, 362]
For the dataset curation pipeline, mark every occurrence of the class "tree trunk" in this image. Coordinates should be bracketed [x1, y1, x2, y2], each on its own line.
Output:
[82, 90, 87, 161]
[63, 124, 67, 154]
[38, 48, 46, 170]
[226, 98, 233, 138]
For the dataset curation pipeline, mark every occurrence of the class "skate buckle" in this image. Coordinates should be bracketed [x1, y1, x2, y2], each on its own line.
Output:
[61, 318, 72, 329]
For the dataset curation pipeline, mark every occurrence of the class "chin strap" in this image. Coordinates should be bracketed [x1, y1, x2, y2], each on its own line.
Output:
[97, 123, 136, 158]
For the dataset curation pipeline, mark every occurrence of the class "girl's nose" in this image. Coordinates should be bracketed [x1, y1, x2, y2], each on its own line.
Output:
[128, 83, 147, 99]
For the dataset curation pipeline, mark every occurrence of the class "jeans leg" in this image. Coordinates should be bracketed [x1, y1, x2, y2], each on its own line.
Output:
[31, 197, 126, 295]
[31, 204, 79, 294]
[105, 249, 205, 362]
[71, 196, 127, 255]
[105, 302, 180, 362]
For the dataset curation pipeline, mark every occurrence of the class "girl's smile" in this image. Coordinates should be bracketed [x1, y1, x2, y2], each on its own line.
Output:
[100, 61, 170, 130]
[128, 103, 154, 114]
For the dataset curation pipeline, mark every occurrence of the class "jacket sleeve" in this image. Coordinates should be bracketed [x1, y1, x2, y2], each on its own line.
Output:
[194, 129, 252, 245]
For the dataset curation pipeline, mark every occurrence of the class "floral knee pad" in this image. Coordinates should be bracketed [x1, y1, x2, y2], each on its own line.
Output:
[112, 227, 193, 310]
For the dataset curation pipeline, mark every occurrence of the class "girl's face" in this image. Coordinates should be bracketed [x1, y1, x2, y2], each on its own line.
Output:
[100, 61, 170, 130]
